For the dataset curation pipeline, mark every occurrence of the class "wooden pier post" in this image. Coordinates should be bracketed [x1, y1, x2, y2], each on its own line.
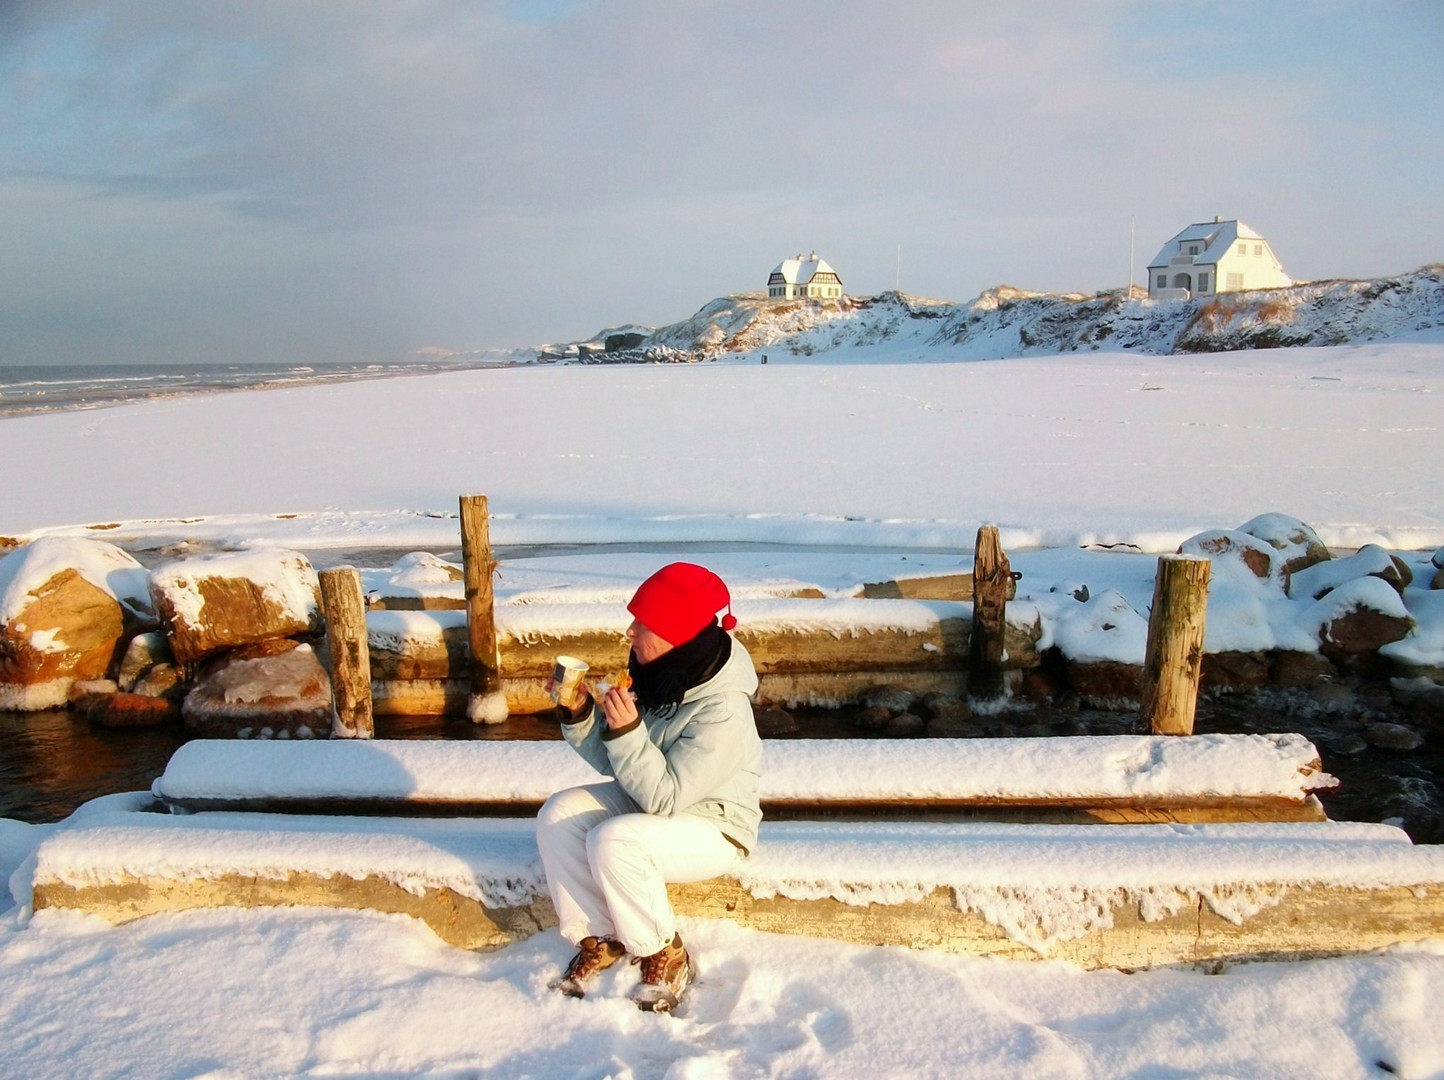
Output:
[969, 524, 1010, 700]
[460, 494, 508, 724]
[1141, 554, 1211, 735]
[319, 567, 373, 739]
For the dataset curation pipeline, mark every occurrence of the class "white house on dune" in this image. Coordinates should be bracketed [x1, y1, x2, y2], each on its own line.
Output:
[1146, 218, 1291, 300]
[768, 252, 844, 300]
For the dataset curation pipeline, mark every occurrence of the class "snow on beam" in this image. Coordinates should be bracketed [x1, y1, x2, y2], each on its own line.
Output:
[150, 734, 1336, 816]
[26, 811, 1444, 969]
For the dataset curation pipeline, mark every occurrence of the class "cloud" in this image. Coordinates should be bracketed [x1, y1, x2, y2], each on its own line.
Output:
[1, 1, 1440, 363]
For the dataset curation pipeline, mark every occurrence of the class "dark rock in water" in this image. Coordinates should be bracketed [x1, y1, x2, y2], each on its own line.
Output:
[1307, 680, 1359, 713]
[753, 706, 799, 736]
[888, 712, 926, 737]
[1433, 566, 1444, 591]
[81, 690, 182, 728]
[1065, 660, 1142, 710]
[1365, 722, 1425, 752]
[1017, 668, 1063, 702]
[1329, 733, 1370, 756]
[915, 691, 953, 718]
[1269, 650, 1336, 687]
[1202, 651, 1270, 694]
[860, 685, 916, 714]
[853, 705, 894, 731]
[1391, 678, 1444, 729]
[132, 662, 185, 702]
[118, 631, 174, 692]
[925, 700, 976, 737]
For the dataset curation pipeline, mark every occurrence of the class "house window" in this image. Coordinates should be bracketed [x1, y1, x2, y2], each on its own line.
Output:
[1237, 243, 1247, 255]
[1156, 274, 1166, 288]
[1226, 272, 1244, 290]
[1198, 273, 1210, 292]
[1254, 244, 1263, 256]
[1188, 245, 1200, 255]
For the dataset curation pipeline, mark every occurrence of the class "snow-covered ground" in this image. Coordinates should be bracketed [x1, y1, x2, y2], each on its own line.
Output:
[2, 339, 1444, 1078]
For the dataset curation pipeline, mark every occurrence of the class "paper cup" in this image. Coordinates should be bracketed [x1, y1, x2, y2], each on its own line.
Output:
[548, 655, 589, 708]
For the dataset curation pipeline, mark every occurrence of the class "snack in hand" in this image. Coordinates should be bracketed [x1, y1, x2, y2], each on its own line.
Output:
[595, 669, 633, 698]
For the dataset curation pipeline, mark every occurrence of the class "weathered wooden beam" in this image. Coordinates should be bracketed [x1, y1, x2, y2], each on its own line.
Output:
[36, 873, 1443, 971]
[969, 525, 1011, 699]
[318, 567, 373, 739]
[860, 572, 1016, 602]
[459, 494, 507, 724]
[153, 793, 1329, 824]
[1141, 554, 1211, 736]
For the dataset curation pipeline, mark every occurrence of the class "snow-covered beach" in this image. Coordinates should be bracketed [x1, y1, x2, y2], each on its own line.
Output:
[2, 336, 1444, 1078]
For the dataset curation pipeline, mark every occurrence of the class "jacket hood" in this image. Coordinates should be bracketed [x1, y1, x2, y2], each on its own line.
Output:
[682, 636, 758, 702]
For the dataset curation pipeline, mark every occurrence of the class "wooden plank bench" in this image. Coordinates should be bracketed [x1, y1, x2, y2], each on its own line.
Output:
[29, 732, 1437, 971]
[25, 802, 1444, 970]
[149, 733, 1336, 824]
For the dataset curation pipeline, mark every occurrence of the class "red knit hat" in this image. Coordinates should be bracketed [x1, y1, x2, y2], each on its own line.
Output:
[627, 562, 737, 646]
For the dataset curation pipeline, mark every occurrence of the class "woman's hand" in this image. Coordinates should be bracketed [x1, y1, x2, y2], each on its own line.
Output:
[599, 685, 639, 730]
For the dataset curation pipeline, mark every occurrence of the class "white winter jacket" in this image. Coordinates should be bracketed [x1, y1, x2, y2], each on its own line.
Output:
[560, 637, 763, 853]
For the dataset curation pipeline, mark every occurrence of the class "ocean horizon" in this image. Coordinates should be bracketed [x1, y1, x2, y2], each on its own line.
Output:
[0, 357, 525, 418]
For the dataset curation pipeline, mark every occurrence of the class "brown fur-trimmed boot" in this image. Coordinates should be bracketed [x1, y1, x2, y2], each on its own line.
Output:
[550, 936, 626, 998]
[631, 933, 694, 1013]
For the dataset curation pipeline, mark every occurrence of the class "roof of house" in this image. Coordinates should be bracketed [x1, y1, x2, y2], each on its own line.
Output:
[771, 252, 840, 285]
[1146, 219, 1267, 270]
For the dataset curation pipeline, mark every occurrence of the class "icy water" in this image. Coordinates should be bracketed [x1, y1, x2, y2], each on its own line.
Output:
[4, 698, 1441, 844]
[0, 359, 521, 418]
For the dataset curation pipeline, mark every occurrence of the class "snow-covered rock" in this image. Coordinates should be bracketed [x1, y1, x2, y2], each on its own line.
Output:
[150, 548, 323, 663]
[1178, 529, 1285, 586]
[1237, 513, 1332, 576]
[1299, 576, 1415, 661]
[0, 536, 153, 711]
[1289, 544, 1411, 601]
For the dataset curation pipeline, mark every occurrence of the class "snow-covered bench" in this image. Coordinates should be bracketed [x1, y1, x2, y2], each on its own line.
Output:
[31, 733, 1433, 970]
[24, 796, 1444, 970]
[150, 734, 1336, 824]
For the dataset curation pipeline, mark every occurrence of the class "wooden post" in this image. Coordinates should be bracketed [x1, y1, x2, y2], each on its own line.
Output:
[969, 524, 1010, 700]
[460, 494, 508, 723]
[1141, 554, 1211, 735]
[319, 567, 373, 739]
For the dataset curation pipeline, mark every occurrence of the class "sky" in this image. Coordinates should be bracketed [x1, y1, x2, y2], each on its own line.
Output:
[1, 1, 1441, 367]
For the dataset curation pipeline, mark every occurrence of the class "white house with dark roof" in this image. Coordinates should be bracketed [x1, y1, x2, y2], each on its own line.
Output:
[1146, 218, 1291, 300]
[768, 252, 844, 300]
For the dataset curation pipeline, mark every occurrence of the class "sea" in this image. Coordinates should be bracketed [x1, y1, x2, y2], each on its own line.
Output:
[0, 357, 525, 418]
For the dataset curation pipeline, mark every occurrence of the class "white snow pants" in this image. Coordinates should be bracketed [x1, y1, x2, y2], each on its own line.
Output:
[536, 781, 742, 958]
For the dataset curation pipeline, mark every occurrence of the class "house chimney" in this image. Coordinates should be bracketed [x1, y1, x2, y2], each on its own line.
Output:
[1214, 215, 1222, 223]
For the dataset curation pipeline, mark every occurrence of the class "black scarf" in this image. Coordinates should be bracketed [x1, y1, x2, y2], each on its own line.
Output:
[629, 622, 732, 713]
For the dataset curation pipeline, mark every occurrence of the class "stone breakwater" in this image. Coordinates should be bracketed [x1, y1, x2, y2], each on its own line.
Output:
[0, 512, 1439, 744]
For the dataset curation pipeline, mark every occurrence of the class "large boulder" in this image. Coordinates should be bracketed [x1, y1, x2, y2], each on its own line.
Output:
[181, 641, 333, 738]
[0, 537, 153, 711]
[1178, 529, 1284, 586]
[150, 549, 323, 664]
[1237, 513, 1332, 576]
[1289, 544, 1411, 601]
[1300, 576, 1414, 671]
